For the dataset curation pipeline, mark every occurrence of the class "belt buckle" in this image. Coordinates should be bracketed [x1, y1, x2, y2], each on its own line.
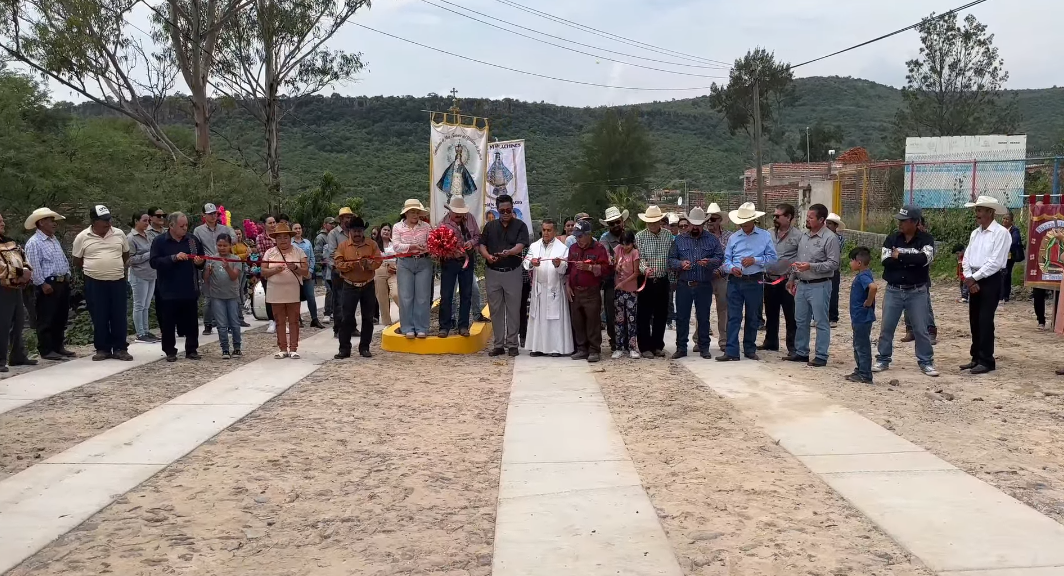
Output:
[687, 281, 699, 287]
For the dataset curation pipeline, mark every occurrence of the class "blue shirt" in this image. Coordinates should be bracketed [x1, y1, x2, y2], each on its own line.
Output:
[24, 230, 71, 285]
[723, 227, 777, 275]
[293, 238, 315, 271]
[668, 232, 724, 283]
[849, 269, 876, 324]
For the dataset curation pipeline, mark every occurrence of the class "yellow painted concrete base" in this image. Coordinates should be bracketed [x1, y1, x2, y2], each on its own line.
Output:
[381, 306, 492, 355]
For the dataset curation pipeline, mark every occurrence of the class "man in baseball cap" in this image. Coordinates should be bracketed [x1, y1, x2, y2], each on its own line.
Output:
[193, 201, 236, 334]
[72, 204, 132, 361]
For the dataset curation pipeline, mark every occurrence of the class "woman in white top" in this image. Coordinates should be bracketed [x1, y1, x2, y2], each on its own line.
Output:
[374, 223, 399, 325]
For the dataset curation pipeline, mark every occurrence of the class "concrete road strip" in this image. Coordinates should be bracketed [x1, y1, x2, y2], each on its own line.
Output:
[682, 358, 1064, 574]
[0, 330, 335, 575]
[0, 295, 325, 416]
[492, 356, 682, 576]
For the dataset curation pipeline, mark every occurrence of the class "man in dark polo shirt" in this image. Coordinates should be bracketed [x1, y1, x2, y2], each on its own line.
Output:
[150, 212, 206, 362]
[478, 194, 530, 357]
[872, 205, 939, 377]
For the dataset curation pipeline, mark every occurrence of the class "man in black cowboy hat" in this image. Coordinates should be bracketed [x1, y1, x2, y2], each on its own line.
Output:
[334, 217, 382, 358]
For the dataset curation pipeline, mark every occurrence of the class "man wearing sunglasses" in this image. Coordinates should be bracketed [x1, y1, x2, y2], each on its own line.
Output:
[760, 203, 800, 356]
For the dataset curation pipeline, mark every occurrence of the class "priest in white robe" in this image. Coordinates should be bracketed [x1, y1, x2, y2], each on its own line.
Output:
[523, 219, 574, 356]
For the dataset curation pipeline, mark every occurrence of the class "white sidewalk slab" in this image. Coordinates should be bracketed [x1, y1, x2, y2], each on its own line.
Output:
[682, 359, 1064, 574]
[0, 330, 336, 574]
[492, 356, 682, 576]
[0, 295, 325, 416]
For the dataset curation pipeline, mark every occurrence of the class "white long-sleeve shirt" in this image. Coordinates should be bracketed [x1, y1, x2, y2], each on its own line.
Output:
[962, 220, 1011, 281]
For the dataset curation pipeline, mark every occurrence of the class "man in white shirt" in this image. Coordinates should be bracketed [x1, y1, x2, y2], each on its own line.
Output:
[960, 195, 1012, 375]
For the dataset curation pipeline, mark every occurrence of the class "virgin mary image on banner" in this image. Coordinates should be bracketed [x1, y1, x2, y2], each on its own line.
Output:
[437, 142, 477, 199]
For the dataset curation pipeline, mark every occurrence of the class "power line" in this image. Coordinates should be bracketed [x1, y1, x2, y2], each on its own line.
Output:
[490, 0, 731, 67]
[417, 0, 728, 78]
[352, 22, 716, 91]
[421, 0, 729, 71]
[790, 0, 990, 69]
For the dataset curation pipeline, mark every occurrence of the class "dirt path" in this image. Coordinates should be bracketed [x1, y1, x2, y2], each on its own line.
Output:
[596, 361, 932, 575]
[770, 281, 1064, 525]
[0, 328, 307, 476]
[8, 350, 512, 576]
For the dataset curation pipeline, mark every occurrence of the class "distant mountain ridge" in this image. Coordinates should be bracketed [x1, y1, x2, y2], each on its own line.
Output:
[72, 75, 1064, 220]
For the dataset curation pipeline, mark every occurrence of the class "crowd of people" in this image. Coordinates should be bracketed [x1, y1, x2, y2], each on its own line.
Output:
[0, 193, 1034, 380]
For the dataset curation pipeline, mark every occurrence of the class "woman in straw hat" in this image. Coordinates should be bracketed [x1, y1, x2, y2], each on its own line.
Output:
[960, 195, 1011, 375]
[261, 222, 309, 358]
[393, 199, 433, 339]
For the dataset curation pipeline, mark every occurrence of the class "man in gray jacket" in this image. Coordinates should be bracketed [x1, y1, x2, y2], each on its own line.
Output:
[325, 208, 356, 337]
[192, 203, 235, 335]
[314, 217, 335, 320]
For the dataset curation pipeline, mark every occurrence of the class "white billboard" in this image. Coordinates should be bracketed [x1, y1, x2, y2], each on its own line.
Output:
[904, 135, 1027, 208]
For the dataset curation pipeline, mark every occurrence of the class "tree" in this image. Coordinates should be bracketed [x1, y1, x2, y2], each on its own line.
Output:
[893, 11, 1019, 143]
[708, 48, 794, 142]
[152, 0, 250, 157]
[787, 123, 844, 163]
[213, 0, 370, 194]
[282, 172, 364, 228]
[568, 108, 653, 219]
[0, 0, 188, 160]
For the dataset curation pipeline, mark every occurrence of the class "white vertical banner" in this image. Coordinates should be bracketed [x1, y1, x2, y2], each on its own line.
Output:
[486, 139, 532, 230]
[429, 115, 489, 226]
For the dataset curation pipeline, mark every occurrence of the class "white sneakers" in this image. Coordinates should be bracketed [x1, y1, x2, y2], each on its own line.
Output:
[872, 361, 939, 377]
[629, 350, 640, 360]
[611, 350, 624, 360]
[267, 320, 276, 334]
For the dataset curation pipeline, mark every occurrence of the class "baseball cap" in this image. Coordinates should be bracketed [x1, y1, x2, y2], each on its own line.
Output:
[895, 205, 922, 221]
[572, 220, 592, 237]
[323, 216, 336, 225]
[90, 204, 112, 222]
[203, 203, 219, 214]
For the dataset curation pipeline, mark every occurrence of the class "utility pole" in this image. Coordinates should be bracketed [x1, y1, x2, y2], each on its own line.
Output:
[806, 126, 811, 164]
[752, 78, 765, 220]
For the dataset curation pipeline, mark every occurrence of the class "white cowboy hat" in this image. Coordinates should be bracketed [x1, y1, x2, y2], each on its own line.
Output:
[400, 199, 428, 215]
[964, 195, 1007, 215]
[446, 195, 469, 214]
[827, 212, 845, 229]
[706, 202, 725, 216]
[24, 207, 65, 230]
[638, 205, 666, 223]
[729, 202, 765, 225]
[686, 207, 709, 226]
[600, 206, 630, 225]
[667, 213, 680, 225]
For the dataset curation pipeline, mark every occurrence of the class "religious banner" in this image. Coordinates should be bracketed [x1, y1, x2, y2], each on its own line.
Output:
[429, 114, 489, 226]
[485, 139, 532, 231]
[1025, 201, 1064, 290]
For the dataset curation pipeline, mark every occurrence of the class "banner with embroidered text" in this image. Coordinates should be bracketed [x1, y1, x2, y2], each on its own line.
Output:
[1026, 202, 1064, 290]
[429, 115, 489, 226]
[485, 139, 532, 231]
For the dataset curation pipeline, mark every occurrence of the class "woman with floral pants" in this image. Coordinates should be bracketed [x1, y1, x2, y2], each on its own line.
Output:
[612, 232, 641, 360]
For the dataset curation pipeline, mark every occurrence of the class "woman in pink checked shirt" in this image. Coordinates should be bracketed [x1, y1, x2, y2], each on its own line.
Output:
[392, 199, 432, 338]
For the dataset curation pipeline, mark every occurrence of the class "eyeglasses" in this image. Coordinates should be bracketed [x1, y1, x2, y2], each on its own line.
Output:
[709, 217, 721, 222]
[499, 208, 514, 215]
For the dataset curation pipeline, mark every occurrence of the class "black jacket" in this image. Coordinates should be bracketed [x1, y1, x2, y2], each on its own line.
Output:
[881, 230, 934, 286]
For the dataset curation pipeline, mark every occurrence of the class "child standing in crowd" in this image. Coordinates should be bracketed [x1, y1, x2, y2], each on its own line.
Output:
[204, 234, 243, 359]
[847, 247, 877, 384]
[953, 243, 968, 303]
[612, 230, 641, 360]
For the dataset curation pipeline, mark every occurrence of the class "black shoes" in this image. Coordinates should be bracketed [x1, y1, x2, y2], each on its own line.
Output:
[783, 354, 810, 363]
[508, 347, 520, 357]
[715, 355, 739, 362]
[202, 326, 213, 336]
[334, 352, 351, 359]
[91, 351, 109, 361]
[745, 353, 760, 361]
[311, 319, 325, 329]
[671, 350, 687, 360]
[57, 349, 77, 358]
[9, 358, 38, 366]
[808, 358, 827, 367]
[360, 349, 373, 358]
[960, 361, 978, 370]
[970, 364, 994, 375]
[846, 373, 873, 384]
[488, 348, 505, 357]
[113, 351, 134, 361]
[166, 354, 177, 363]
[186, 352, 201, 360]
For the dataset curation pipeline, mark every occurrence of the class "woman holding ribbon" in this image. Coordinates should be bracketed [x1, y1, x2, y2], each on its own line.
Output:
[393, 199, 432, 339]
[261, 222, 309, 358]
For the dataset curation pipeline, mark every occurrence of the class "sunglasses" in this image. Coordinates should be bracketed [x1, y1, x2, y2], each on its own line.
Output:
[709, 217, 721, 222]
[498, 208, 514, 215]
[153, 213, 166, 218]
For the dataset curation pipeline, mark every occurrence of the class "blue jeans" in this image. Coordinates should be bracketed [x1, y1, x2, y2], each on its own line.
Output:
[211, 297, 242, 353]
[795, 280, 831, 361]
[852, 321, 873, 380]
[128, 274, 155, 337]
[675, 281, 712, 353]
[726, 277, 763, 358]
[84, 277, 128, 354]
[299, 280, 319, 321]
[441, 257, 475, 330]
[397, 256, 432, 335]
[877, 285, 934, 368]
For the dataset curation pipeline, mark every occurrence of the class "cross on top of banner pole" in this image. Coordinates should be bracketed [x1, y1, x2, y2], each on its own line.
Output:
[449, 88, 460, 115]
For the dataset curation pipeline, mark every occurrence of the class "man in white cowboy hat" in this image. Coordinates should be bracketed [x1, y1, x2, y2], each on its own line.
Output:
[718, 202, 777, 362]
[24, 207, 77, 361]
[668, 207, 724, 359]
[326, 206, 357, 337]
[72, 204, 132, 362]
[785, 203, 840, 367]
[193, 202, 235, 336]
[598, 206, 630, 352]
[635, 205, 674, 358]
[825, 212, 845, 328]
[479, 194, 531, 356]
[438, 195, 481, 338]
[960, 195, 1011, 374]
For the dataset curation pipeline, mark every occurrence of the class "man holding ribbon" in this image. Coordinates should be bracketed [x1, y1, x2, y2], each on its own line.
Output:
[719, 202, 777, 362]
[669, 207, 724, 360]
[523, 219, 572, 357]
[334, 217, 381, 359]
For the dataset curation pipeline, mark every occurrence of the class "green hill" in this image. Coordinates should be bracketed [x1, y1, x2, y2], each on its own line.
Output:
[75, 76, 1064, 223]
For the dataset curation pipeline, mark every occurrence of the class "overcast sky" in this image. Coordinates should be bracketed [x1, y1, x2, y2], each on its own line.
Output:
[43, 0, 1064, 107]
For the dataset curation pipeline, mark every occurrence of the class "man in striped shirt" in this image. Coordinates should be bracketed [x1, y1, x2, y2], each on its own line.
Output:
[635, 205, 674, 358]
